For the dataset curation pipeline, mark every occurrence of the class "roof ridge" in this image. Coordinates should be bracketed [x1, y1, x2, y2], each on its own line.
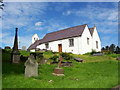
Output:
[47, 24, 87, 35]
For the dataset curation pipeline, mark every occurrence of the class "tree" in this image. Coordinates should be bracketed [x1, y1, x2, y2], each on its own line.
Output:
[0, 0, 4, 10]
[0, 0, 4, 18]
[109, 44, 115, 54]
[105, 46, 109, 51]
[115, 46, 120, 54]
[101, 47, 105, 50]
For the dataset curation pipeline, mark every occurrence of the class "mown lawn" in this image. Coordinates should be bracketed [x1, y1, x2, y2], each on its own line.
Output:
[2, 50, 119, 88]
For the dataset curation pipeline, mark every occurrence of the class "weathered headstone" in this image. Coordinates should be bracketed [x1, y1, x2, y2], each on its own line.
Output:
[25, 54, 38, 77]
[53, 56, 64, 76]
[93, 53, 103, 56]
[116, 56, 120, 61]
[74, 58, 83, 63]
[11, 28, 20, 63]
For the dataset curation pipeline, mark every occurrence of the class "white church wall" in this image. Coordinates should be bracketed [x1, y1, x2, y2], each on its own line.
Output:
[92, 27, 101, 52]
[31, 25, 101, 54]
[78, 25, 92, 54]
[37, 37, 80, 54]
[30, 49, 35, 52]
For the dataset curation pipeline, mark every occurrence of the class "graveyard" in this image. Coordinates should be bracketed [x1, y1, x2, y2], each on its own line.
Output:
[2, 49, 119, 88]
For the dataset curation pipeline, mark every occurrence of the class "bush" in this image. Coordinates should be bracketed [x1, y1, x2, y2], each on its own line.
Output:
[91, 49, 97, 55]
[50, 55, 59, 62]
[83, 52, 91, 55]
[60, 52, 73, 60]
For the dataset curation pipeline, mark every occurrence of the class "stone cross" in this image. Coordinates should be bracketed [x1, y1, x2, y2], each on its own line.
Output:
[58, 56, 63, 68]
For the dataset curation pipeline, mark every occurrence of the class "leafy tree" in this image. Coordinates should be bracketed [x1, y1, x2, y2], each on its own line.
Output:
[0, 0, 4, 10]
[105, 46, 109, 51]
[0, 0, 4, 19]
[109, 44, 115, 54]
[115, 46, 120, 54]
[101, 47, 105, 50]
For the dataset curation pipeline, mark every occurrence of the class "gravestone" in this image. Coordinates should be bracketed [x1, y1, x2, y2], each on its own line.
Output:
[93, 53, 103, 56]
[53, 56, 64, 76]
[25, 54, 38, 77]
[116, 56, 120, 61]
[11, 28, 20, 63]
[74, 58, 83, 63]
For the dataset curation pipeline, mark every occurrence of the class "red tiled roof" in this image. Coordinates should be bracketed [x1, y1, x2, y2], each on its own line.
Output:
[28, 24, 88, 49]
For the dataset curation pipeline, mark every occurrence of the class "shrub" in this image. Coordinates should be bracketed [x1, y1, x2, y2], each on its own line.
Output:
[50, 55, 59, 62]
[60, 52, 73, 60]
[106, 51, 111, 55]
[91, 49, 97, 55]
[83, 52, 91, 55]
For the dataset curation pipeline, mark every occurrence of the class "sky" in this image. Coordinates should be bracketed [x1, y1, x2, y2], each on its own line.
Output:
[0, 2, 118, 49]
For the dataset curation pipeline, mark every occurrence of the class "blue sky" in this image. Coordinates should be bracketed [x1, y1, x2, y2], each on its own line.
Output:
[1, 2, 118, 49]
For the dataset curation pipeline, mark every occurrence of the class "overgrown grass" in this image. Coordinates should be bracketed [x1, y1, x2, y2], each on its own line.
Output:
[2, 50, 119, 88]
[2, 60, 118, 88]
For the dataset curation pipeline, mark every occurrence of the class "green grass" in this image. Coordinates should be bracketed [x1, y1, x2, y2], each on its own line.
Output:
[2, 60, 118, 88]
[2, 50, 119, 88]
[19, 50, 30, 57]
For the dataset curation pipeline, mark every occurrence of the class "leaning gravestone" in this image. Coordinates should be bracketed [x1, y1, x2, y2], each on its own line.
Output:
[25, 54, 38, 77]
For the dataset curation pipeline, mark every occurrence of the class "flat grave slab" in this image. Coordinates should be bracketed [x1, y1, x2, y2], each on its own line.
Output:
[74, 58, 83, 63]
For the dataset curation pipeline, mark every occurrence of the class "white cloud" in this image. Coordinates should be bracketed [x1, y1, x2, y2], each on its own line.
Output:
[74, 4, 118, 23]
[63, 10, 71, 16]
[0, 32, 33, 48]
[2, 2, 48, 30]
[35, 27, 43, 30]
[35, 22, 42, 26]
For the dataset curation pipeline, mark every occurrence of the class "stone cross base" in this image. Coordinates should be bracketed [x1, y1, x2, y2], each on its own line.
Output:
[54, 68, 63, 74]
[12, 54, 20, 63]
[52, 73, 64, 76]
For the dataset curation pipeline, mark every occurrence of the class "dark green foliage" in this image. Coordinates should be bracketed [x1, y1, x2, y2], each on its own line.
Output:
[20, 55, 28, 62]
[19, 50, 30, 57]
[91, 49, 97, 55]
[83, 52, 91, 55]
[2, 49, 12, 61]
[50, 55, 59, 62]
[60, 52, 73, 60]
[109, 44, 115, 54]
[105, 46, 109, 51]
[115, 46, 120, 54]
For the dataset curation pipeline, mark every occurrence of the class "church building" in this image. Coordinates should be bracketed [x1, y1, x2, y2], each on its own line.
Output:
[28, 24, 101, 54]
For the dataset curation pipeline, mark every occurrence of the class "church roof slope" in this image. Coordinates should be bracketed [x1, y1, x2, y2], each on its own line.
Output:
[89, 28, 94, 36]
[27, 39, 42, 50]
[40, 24, 87, 43]
[28, 24, 87, 50]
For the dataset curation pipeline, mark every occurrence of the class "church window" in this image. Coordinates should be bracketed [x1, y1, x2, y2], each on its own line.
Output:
[45, 43, 49, 49]
[69, 39, 74, 47]
[87, 38, 89, 45]
[96, 41, 98, 49]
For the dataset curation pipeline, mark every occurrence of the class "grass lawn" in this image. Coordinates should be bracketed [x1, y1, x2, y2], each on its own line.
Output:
[2, 50, 119, 88]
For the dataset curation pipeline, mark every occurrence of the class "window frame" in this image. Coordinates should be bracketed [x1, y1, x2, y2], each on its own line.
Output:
[96, 41, 98, 49]
[45, 43, 49, 49]
[87, 38, 89, 45]
[69, 39, 74, 47]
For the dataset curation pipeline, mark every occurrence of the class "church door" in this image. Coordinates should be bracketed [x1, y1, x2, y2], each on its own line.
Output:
[58, 44, 62, 52]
